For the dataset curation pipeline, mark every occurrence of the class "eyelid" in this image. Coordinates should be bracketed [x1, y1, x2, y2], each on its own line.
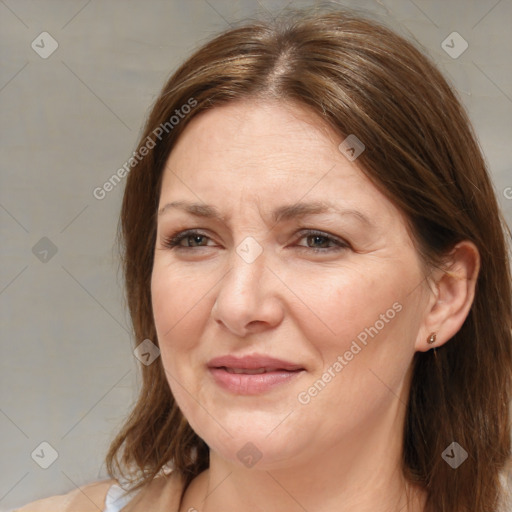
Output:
[162, 229, 214, 249]
[161, 228, 349, 252]
[294, 228, 349, 250]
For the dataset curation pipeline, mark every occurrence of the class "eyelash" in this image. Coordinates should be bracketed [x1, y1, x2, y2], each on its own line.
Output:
[162, 229, 349, 253]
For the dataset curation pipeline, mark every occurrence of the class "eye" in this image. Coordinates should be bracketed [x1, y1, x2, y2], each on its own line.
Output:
[161, 228, 349, 253]
[162, 229, 214, 249]
[294, 230, 349, 253]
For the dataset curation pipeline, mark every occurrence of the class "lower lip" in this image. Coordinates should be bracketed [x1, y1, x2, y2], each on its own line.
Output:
[209, 368, 304, 395]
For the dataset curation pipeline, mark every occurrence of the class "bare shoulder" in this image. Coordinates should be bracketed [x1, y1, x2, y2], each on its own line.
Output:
[13, 478, 117, 512]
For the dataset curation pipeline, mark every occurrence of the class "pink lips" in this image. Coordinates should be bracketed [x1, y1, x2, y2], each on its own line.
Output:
[207, 354, 305, 395]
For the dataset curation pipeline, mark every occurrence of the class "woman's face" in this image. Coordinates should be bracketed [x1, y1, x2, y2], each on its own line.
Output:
[151, 99, 431, 470]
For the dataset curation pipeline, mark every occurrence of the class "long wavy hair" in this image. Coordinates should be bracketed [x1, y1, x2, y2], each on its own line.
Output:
[105, 6, 512, 510]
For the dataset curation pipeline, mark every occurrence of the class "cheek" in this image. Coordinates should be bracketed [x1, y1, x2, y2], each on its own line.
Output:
[151, 265, 202, 409]
[291, 263, 418, 398]
[282, 263, 394, 350]
[151, 261, 211, 343]
[150, 260, 221, 406]
[151, 265, 202, 393]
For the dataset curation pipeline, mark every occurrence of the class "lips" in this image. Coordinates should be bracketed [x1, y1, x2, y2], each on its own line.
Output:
[207, 354, 304, 373]
[223, 367, 277, 374]
[207, 354, 305, 395]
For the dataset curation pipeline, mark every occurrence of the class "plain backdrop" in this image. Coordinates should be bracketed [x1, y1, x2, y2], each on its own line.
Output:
[1, 0, 511, 509]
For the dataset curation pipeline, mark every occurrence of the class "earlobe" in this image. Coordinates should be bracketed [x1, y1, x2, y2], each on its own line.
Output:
[416, 241, 480, 352]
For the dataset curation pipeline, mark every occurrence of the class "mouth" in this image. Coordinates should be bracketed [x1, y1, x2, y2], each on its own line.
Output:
[219, 366, 302, 375]
[207, 354, 304, 372]
[207, 354, 305, 395]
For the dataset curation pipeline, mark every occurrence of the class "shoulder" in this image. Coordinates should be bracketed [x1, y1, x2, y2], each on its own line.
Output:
[13, 478, 117, 512]
[14, 471, 187, 512]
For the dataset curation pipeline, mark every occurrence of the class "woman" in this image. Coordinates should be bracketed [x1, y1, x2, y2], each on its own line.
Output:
[17, 6, 512, 512]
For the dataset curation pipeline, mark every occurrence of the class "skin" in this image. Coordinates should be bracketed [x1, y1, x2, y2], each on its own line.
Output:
[151, 99, 479, 512]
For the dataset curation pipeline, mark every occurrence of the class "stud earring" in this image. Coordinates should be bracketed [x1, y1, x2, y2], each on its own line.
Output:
[427, 332, 437, 344]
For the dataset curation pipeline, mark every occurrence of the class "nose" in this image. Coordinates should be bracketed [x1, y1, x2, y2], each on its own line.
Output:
[211, 249, 284, 337]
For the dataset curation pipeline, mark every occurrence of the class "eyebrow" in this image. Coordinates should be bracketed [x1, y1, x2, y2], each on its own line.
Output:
[158, 200, 373, 227]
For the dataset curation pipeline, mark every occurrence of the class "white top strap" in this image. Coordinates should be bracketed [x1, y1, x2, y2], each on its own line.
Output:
[103, 483, 141, 512]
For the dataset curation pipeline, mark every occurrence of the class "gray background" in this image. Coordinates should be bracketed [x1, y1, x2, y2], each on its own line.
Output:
[1, 0, 511, 509]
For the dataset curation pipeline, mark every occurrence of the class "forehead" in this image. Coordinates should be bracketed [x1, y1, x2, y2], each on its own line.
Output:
[166, 99, 338, 176]
[160, 99, 399, 224]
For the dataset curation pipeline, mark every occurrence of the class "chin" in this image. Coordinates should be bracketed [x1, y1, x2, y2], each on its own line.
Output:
[197, 421, 313, 471]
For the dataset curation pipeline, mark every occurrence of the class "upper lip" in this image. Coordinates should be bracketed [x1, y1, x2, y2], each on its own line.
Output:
[207, 354, 304, 371]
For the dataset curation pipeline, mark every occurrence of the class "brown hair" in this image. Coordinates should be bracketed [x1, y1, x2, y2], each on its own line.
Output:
[106, 6, 512, 510]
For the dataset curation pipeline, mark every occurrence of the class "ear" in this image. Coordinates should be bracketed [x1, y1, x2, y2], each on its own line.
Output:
[415, 240, 480, 352]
